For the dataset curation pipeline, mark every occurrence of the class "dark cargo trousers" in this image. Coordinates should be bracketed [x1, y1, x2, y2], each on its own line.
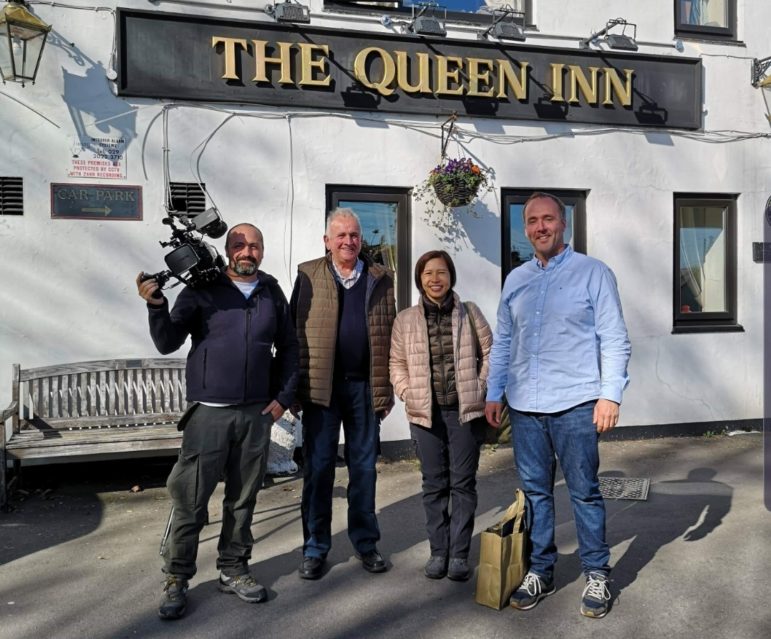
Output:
[162, 402, 273, 580]
[410, 407, 485, 559]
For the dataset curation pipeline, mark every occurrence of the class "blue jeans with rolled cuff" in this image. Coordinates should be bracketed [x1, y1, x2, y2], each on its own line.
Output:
[510, 401, 610, 580]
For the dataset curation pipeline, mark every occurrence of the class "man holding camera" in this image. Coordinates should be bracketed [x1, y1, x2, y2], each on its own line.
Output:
[136, 223, 298, 620]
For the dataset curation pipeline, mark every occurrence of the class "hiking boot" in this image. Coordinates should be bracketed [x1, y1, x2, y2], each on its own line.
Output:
[447, 558, 471, 581]
[509, 571, 556, 610]
[217, 572, 268, 603]
[424, 555, 448, 579]
[580, 572, 611, 618]
[158, 575, 188, 620]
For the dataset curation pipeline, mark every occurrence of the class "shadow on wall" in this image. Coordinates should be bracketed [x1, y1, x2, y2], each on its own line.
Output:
[425, 202, 501, 268]
[48, 29, 137, 158]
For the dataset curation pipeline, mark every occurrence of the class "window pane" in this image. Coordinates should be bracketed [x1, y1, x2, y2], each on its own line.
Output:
[339, 0, 527, 16]
[678, 205, 727, 313]
[405, 0, 524, 12]
[679, 0, 729, 28]
[338, 198, 399, 274]
[508, 203, 575, 268]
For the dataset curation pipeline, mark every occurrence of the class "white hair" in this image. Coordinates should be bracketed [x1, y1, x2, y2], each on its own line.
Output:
[325, 207, 362, 237]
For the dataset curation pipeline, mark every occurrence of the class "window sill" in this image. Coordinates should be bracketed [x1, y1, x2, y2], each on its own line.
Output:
[675, 33, 744, 47]
[671, 324, 744, 334]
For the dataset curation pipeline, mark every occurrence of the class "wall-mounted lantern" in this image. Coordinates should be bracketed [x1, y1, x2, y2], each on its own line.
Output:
[0, 0, 52, 85]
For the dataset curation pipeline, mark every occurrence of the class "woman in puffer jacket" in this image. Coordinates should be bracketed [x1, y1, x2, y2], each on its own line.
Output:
[390, 250, 493, 581]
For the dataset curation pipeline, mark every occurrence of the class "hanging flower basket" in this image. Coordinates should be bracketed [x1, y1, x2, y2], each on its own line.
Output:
[429, 158, 487, 206]
[414, 157, 494, 222]
[433, 179, 478, 208]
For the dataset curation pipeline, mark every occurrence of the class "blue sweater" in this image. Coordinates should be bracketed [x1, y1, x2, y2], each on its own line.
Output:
[147, 271, 299, 407]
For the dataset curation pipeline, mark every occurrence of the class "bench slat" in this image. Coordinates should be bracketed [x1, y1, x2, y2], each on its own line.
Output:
[8, 424, 181, 448]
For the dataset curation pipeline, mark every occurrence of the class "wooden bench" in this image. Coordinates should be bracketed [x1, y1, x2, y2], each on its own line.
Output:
[1, 358, 188, 507]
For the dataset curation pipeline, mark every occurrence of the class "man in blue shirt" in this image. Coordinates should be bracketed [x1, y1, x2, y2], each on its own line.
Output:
[485, 192, 631, 619]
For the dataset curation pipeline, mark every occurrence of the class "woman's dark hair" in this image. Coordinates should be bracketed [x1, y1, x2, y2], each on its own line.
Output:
[414, 250, 457, 294]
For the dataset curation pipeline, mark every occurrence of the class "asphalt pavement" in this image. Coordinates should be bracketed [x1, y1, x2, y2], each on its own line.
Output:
[0, 433, 768, 639]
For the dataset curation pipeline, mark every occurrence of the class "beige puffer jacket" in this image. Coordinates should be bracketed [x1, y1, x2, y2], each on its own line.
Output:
[291, 255, 396, 411]
[390, 294, 493, 427]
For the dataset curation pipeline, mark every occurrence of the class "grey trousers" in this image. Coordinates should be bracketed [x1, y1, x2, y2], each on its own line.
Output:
[162, 402, 273, 579]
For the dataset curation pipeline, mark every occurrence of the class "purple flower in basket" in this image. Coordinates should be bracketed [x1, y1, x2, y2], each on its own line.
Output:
[427, 157, 487, 207]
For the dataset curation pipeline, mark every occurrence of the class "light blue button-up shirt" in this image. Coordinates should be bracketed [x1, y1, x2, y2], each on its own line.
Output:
[486, 245, 631, 413]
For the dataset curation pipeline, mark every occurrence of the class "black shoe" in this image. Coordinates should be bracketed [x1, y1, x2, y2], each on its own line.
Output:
[298, 556, 325, 580]
[424, 555, 448, 579]
[447, 557, 471, 581]
[510, 571, 556, 611]
[217, 572, 267, 603]
[355, 549, 388, 573]
[158, 575, 188, 620]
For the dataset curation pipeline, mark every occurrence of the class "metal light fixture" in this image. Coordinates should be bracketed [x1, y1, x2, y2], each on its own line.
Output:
[0, 0, 52, 85]
[581, 18, 638, 52]
[264, 1, 310, 24]
[477, 9, 526, 42]
[408, 4, 446, 37]
[752, 56, 771, 88]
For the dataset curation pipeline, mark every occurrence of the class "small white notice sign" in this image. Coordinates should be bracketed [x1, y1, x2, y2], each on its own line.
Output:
[68, 137, 127, 180]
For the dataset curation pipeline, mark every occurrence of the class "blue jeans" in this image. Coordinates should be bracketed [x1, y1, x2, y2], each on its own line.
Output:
[301, 379, 380, 558]
[510, 401, 610, 579]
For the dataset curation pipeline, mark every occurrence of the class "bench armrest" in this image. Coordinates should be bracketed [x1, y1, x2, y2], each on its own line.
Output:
[1, 400, 17, 423]
[1, 400, 18, 448]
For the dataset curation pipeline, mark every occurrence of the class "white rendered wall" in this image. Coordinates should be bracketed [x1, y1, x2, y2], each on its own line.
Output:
[1, 0, 768, 441]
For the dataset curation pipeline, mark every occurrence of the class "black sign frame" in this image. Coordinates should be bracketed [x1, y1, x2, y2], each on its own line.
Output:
[117, 8, 703, 130]
[51, 184, 143, 221]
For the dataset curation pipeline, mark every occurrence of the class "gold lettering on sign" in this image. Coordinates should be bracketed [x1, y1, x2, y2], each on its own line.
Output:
[603, 68, 634, 106]
[252, 40, 294, 84]
[394, 51, 431, 94]
[353, 47, 396, 96]
[211, 36, 247, 81]
[297, 43, 331, 87]
[549, 63, 565, 102]
[435, 56, 464, 96]
[209, 34, 638, 111]
[466, 58, 495, 98]
[495, 60, 529, 100]
[567, 65, 601, 104]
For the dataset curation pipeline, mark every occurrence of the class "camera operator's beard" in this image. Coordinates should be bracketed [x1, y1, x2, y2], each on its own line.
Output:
[232, 259, 258, 276]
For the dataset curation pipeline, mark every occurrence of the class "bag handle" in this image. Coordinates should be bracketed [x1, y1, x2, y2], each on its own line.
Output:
[497, 489, 526, 532]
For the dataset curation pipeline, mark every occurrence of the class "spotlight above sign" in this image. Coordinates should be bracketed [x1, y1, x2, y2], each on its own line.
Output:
[265, 1, 310, 24]
[581, 17, 638, 52]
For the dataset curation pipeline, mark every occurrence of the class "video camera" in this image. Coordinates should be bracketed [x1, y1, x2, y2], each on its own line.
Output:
[141, 207, 228, 292]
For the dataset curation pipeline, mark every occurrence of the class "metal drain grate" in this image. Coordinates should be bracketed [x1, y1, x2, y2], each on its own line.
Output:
[599, 477, 650, 501]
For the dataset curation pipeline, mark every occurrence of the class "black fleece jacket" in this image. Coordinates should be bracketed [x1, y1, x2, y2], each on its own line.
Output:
[147, 271, 298, 408]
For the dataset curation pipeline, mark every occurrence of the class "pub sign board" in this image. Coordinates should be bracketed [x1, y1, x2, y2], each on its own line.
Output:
[117, 9, 702, 129]
[51, 184, 143, 220]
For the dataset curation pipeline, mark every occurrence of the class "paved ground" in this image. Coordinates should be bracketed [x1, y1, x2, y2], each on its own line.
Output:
[0, 433, 769, 639]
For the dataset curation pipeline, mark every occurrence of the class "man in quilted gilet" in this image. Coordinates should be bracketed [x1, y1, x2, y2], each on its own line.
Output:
[290, 208, 396, 580]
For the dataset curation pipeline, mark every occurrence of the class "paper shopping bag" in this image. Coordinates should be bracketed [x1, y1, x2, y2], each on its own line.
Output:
[474, 489, 527, 610]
